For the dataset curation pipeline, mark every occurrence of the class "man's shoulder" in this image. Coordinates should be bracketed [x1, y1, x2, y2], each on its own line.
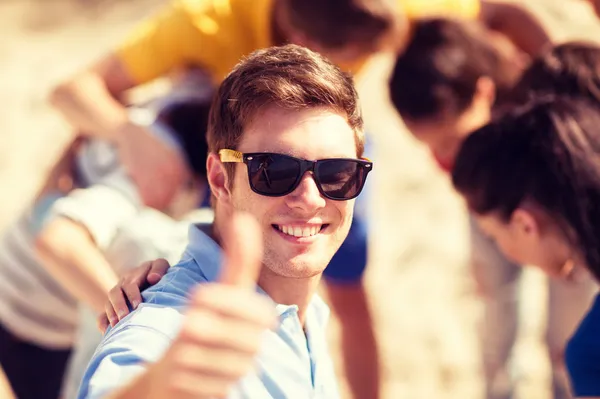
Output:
[141, 258, 210, 307]
[100, 259, 207, 343]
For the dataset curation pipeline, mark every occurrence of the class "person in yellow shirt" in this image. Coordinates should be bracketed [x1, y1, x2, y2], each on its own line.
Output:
[50, 0, 550, 210]
[48, 1, 550, 399]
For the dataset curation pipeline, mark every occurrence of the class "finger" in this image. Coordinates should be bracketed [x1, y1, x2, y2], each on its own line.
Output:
[97, 314, 110, 333]
[147, 258, 170, 285]
[121, 280, 143, 310]
[105, 299, 119, 328]
[108, 284, 130, 321]
[218, 212, 263, 288]
[193, 284, 276, 327]
[127, 261, 151, 287]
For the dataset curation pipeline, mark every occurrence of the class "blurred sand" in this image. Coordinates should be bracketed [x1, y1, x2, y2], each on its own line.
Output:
[2, 0, 600, 398]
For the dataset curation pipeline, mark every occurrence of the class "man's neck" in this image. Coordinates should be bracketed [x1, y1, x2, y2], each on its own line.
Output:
[258, 269, 322, 325]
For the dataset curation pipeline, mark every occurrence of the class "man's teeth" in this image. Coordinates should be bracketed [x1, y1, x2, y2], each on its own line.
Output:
[277, 225, 321, 237]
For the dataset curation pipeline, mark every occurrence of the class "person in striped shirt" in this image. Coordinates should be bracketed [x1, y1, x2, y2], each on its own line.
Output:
[0, 75, 211, 399]
[0, 143, 81, 399]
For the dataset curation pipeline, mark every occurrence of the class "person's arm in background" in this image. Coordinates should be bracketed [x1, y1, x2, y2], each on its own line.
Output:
[80, 213, 276, 399]
[49, 3, 195, 209]
[479, 0, 551, 57]
[36, 217, 119, 314]
[35, 185, 138, 314]
[51, 53, 187, 210]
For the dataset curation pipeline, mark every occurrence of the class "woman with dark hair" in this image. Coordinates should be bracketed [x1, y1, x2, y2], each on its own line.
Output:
[390, 19, 593, 399]
[452, 97, 600, 398]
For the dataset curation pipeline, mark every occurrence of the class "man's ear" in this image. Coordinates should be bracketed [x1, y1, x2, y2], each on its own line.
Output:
[207, 153, 232, 205]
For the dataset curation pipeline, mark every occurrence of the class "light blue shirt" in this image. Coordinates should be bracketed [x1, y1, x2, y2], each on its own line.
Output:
[77, 224, 339, 399]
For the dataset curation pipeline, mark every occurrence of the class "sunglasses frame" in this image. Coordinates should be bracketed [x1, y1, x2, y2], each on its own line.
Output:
[219, 149, 372, 201]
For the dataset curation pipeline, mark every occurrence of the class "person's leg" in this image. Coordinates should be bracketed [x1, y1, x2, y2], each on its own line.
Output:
[546, 269, 597, 399]
[323, 136, 379, 399]
[470, 216, 522, 399]
[0, 321, 72, 399]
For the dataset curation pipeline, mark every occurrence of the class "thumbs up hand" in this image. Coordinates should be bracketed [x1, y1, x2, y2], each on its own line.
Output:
[146, 212, 277, 399]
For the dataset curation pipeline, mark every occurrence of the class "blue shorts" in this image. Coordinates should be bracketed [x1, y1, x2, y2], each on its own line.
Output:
[322, 137, 373, 284]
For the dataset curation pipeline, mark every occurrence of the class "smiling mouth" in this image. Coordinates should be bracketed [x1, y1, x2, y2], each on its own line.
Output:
[272, 224, 328, 238]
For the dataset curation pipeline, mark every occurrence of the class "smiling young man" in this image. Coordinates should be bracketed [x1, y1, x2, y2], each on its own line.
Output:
[77, 44, 372, 399]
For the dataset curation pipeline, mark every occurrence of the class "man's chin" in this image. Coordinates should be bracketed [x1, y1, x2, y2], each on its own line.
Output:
[265, 254, 330, 279]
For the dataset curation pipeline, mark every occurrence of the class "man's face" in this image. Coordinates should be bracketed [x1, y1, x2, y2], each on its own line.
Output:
[230, 106, 358, 279]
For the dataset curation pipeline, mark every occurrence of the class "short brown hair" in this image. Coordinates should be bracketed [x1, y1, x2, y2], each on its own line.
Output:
[284, 0, 398, 52]
[207, 44, 365, 169]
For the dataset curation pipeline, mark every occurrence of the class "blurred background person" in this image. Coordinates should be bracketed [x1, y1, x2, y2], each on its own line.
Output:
[0, 142, 81, 399]
[451, 95, 600, 399]
[389, 20, 597, 399]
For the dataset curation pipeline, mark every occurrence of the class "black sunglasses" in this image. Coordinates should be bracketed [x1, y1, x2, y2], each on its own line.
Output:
[219, 149, 373, 201]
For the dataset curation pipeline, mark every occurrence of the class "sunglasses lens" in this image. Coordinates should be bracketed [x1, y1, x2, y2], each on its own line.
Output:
[247, 154, 301, 195]
[317, 160, 366, 199]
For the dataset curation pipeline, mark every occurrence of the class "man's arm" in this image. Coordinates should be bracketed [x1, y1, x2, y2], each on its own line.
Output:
[479, 0, 551, 57]
[35, 217, 119, 314]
